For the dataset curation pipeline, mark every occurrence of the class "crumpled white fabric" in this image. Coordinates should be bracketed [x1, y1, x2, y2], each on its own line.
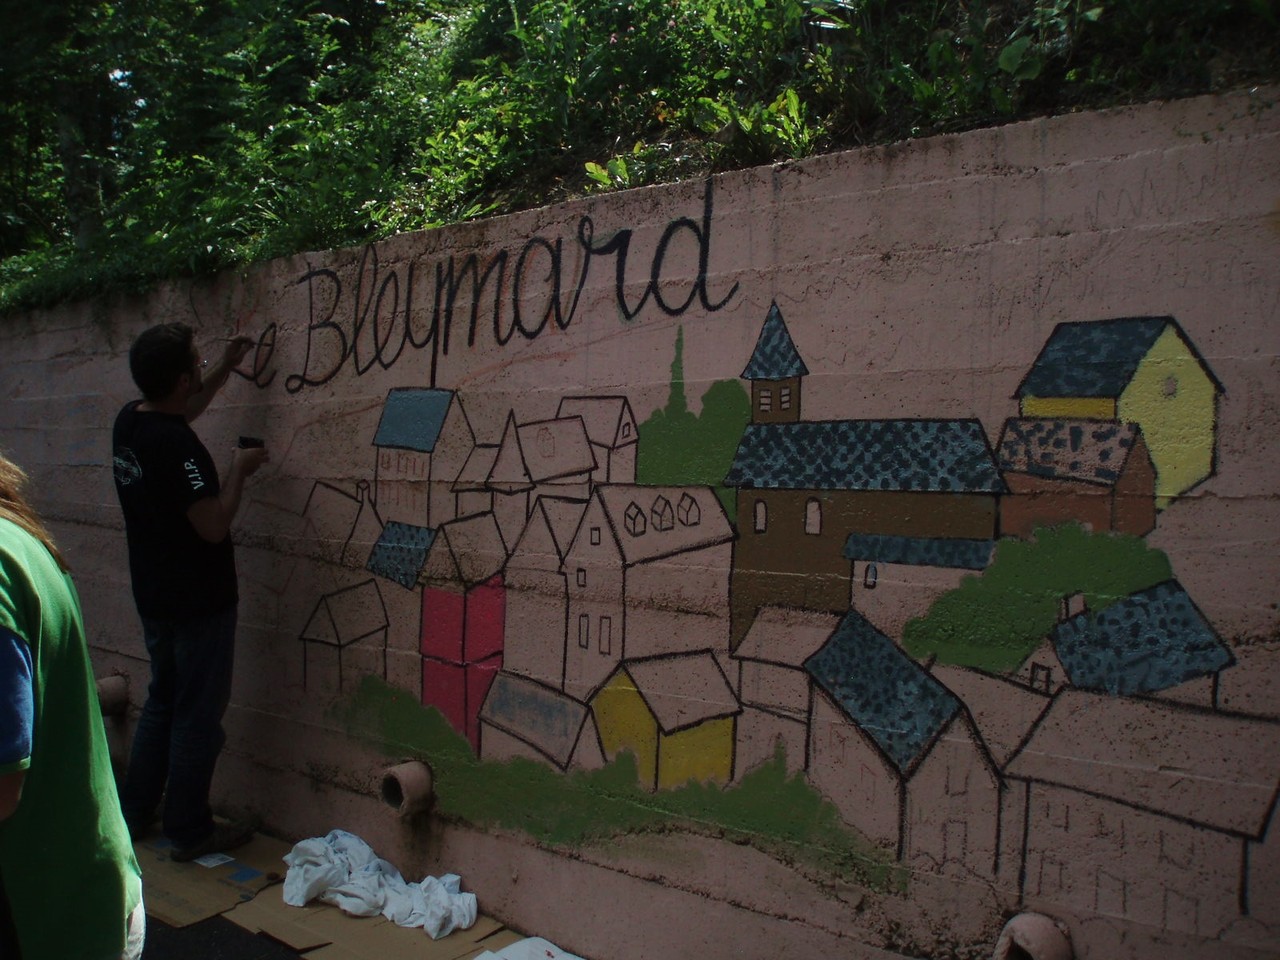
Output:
[473, 937, 585, 960]
[282, 829, 477, 939]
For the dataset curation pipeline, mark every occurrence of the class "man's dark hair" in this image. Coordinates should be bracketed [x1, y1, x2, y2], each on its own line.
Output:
[129, 323, 196, 401]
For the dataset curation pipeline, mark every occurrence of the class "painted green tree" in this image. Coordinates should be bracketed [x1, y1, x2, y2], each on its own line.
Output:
[636, 326, 750, 520]
[901, 524, 1174, 672]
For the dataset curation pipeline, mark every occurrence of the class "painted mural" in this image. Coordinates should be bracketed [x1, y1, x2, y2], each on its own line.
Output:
[3, 88, 1277, 960]
[252, 287, 1277, 956]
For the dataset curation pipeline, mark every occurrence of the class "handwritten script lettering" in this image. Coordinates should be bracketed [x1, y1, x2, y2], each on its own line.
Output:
[265, 178, 736, 393]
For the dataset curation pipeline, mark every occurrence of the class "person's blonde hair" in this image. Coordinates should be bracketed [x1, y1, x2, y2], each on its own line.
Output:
[0, 453, 67, 571]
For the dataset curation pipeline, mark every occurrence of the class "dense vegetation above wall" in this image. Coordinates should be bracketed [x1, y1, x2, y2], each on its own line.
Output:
[1, 0, 1276, 314]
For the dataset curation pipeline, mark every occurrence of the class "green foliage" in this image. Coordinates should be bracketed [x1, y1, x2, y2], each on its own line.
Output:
[1, 0, 1277, 313]
[341, 675, 902, 889]
[901, 523, 1175, 672]
[636, 327, 751, 520]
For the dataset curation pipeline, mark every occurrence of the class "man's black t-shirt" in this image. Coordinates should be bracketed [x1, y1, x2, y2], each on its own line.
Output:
[112, 401, 237, 620]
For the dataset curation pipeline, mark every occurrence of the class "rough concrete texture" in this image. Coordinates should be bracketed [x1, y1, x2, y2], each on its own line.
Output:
[2, 86, 1278, 960]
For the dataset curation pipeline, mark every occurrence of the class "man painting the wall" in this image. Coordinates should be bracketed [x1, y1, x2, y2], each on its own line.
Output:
[1, 451, 145, 958]
[113, 323, 268, 862]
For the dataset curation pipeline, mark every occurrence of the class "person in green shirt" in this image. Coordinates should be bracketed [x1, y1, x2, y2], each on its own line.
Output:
[0, 451, 144, 958]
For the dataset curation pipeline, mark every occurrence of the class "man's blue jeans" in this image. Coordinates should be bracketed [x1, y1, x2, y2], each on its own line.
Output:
[120, 605, 236, 847]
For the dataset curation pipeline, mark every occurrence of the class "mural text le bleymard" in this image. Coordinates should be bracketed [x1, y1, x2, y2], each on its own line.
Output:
[233, 179, 739, 393]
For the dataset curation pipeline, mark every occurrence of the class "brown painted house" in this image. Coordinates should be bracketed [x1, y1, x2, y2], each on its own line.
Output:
[724, 304, 1004, 648]
[997, 418, 1157, 538]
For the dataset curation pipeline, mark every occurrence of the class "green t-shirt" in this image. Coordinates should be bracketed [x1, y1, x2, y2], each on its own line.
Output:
[0, 517, 142, 959]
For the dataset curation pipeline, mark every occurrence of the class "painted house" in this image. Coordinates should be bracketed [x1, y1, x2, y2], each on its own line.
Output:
[418, 512, 508, 749]
[804, 610, 1000, 877]
[591, 651, 740, 791]
[725, 304, 1004, 648]
[842, 534, 995, 638]
[298, 579, 389, 695]
[556, 395, 639, 483]
[1014, 317, 1223, 505]
[562, 484, 733, 701]
[503, 496, 589, 690]
[1015, 580, 1235, 708]
[997, 418, 1157, 538]
[478, 671, 605, 773]
[487, 412, 597, 550]
[730, 607, 840, 777]
[1005, 689, 1280, 938]
[371, 388, 475, 528]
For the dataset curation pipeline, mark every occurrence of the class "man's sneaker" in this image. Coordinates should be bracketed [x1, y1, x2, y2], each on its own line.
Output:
[170, 820, 255, 863]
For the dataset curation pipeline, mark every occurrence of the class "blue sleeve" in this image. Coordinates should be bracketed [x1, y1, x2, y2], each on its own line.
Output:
[0, 626, 34, 771]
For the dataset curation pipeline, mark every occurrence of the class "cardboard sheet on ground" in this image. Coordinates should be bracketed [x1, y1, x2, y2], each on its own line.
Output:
[133, 831, 292, 927]
[226, 893, 514, 960]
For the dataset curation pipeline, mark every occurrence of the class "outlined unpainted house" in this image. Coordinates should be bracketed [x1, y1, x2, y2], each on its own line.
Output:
[555, 395, 638, 484]
[725, 303, 1005, 649]
[1004, 689, 1280, 938]
[591, 651, 741, 791]
[487, 411, 598, 550]
[1015, 580, 1235, 708]
[997, 418, 1157, 538]
[1014, 317, 1224, 507]
[371, 387, 475, 529]
[562, 483, 733, 701]
[502, 496, 590, 691]
[803, 609, 1001, 877]
[730, 606, 840, 778]
[299, 579, 389, 694]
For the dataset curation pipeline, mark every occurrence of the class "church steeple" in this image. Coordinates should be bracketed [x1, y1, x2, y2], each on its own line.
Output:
[742, 301, 807, 423]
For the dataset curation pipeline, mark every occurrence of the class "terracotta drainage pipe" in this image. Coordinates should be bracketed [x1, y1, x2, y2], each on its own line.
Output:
[992, 913, 1073, 960]
[96, 674, 130, 717]
[381, 761, 434, 817]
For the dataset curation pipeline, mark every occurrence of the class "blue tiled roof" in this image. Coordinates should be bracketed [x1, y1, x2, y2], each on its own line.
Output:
[1052, 580, 1234, 696]
[742, 302, 809, 380]
[844, 534, 994, 570]
[804, 610, 961, 774]
[1015, 317, 1222, 399]
[366, 521, 436, 588]
[373, 388, 454, 452]
[724, 420, 1004, 493]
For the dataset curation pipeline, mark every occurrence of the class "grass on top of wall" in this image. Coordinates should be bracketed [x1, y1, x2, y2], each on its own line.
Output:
[338, 675, 904, 892]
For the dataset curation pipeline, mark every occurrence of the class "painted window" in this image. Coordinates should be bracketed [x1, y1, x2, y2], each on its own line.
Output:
[942, 820, 968, 863]
[780, 386, 792, 410]
[652, 495, 675, 531]
[621, 421, 631, 438]
[1030, 662, 1053, 693]
[576, 568, 586, 587]
[536, 425, 555, 458]
[1163, 375, 1179, 398]
[578, 614, 589, 648]
[863, 562, 878, 589]
[759, 388, 772, 413]
[946, 763, 969, 796]
[598, 616, 612, 655]
[805, 498, 822, 535]
[677, 492, 700, 526]
[625, 501, 646, 536]
[590, 526, 601, 545]
[754, 500, 767, 533]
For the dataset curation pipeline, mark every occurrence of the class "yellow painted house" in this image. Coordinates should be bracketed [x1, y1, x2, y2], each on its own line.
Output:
[591, 652, 740, 791]
[1015, 317, 1223, 506]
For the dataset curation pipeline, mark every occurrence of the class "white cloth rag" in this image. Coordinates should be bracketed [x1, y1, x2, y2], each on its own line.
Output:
[282, 829, 477, 939]
[473, 937, 585, 960]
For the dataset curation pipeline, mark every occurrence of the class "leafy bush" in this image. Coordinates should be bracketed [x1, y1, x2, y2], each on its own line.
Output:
[901, 523, 1174, 672]
[1, 0, 1276, 313]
